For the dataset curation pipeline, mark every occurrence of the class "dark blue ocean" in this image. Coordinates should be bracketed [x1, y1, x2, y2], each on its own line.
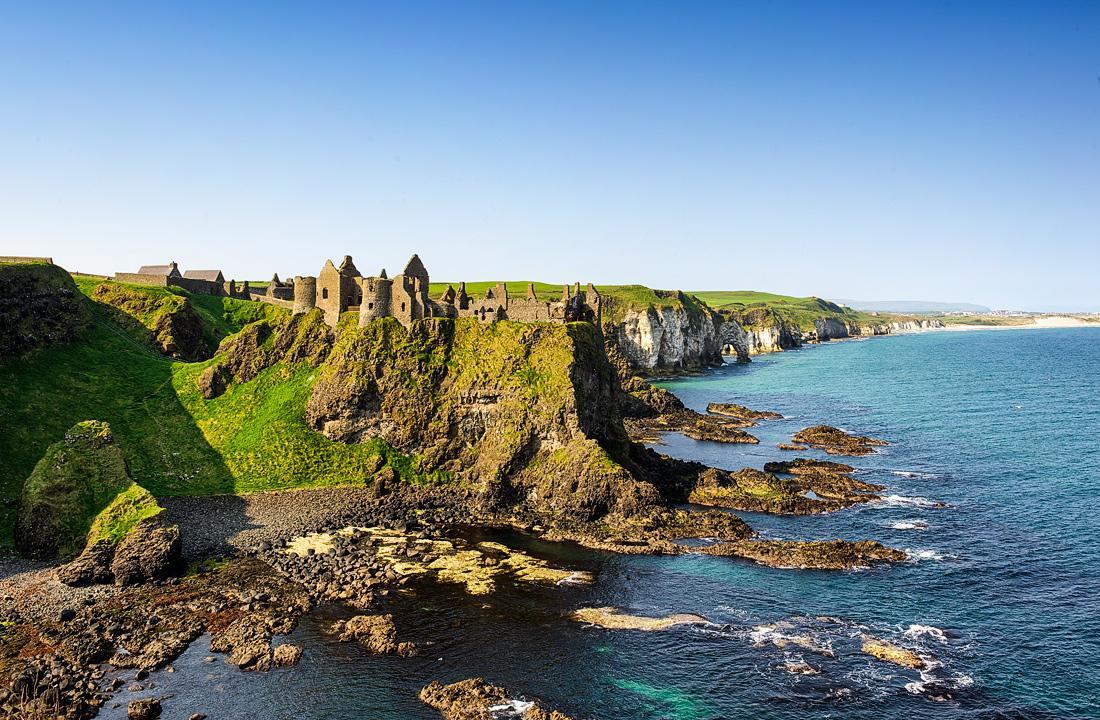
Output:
[106, 328, 1100, 719]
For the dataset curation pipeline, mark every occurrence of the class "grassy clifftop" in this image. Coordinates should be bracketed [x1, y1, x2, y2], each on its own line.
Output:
[428, 281, 714, 326]
[693, 289, 900, 331]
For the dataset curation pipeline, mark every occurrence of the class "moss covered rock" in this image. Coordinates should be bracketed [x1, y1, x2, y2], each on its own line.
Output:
[305, 317, 658, 522]
[88, 281, 209, 360]
[0, 262, 92, 356]
[791, 425, 888, 456]
[14, 420, 163, 559]
[699, 538, 906, 570]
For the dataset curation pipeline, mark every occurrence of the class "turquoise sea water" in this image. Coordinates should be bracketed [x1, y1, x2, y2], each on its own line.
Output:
[104, 327, 1100, 719]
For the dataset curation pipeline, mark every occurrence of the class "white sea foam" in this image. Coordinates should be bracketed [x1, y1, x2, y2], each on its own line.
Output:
[890, 470, 939, 479]
[488, 699, 535, 717]
[904, 624, 948, 642]
[874, 494, 943, 509]
[907, 549, 952, 562]
[889, 520, 929, 531]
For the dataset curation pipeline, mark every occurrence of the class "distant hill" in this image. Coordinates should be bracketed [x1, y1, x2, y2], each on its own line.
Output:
[830, 299, 991, 314]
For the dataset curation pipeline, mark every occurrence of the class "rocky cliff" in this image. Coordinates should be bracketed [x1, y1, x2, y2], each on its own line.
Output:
[721, 306, 944, 356]
[85, 280, 211, 360]
[202, 313, 666, 522]
[603, 292, 749, 372]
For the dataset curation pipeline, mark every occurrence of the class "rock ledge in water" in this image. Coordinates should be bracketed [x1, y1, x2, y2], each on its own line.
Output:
[420, 678, 575, 720]
[790, 425, 888, 456]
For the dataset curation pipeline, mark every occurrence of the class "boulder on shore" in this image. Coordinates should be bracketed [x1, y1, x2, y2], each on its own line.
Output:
[111, 517, 182, 586]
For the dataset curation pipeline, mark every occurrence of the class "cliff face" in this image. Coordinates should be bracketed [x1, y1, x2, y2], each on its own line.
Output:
[814, 317, 850, 340]
[722, 309, 944, 356]
[299, 317, 664, 521]
[605, 299, 749, 371]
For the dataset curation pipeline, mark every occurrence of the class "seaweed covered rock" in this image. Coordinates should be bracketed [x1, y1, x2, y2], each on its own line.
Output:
[706, 403, 783, 421]
[791, 425, 888, 456]
[15, 421, 163, 560]
[689, 468, 848, 515]
[699, 538, 906, 569]
[681, 419, 760, 444]
[0, 261, 92, 356]
[89, 281, 209, 360]
[419, 677, 575, 720]
[763, 458, 856, 475]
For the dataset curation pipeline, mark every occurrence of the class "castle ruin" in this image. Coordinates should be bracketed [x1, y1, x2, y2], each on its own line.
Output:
[285, 254, 601, 330]
[113, 254, 602, 331]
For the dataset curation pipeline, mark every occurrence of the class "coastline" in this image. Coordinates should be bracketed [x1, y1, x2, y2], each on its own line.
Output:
[933, 316, 1100, 332]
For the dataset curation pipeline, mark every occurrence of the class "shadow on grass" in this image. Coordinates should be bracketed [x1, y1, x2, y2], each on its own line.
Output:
[0, 299, 242, 546]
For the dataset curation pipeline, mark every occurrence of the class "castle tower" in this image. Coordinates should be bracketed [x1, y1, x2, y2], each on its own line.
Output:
[390, 254, 432, 327]
[317, 256, 363, 326]
[586, 283, 603, 331]
[292, 276, 317, 314]
[457, 282, 469, 310]
[358, 274, 393, 327]
[527, 283, 537, 300]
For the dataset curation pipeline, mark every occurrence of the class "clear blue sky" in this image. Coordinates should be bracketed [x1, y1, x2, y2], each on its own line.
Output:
[2, 1, 1097, 310]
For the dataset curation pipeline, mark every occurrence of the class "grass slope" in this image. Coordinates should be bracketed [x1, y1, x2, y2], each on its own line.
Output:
[0, 279, 425, 545]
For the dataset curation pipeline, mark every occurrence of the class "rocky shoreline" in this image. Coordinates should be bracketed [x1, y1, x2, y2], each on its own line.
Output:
[0, 460, 909, 718]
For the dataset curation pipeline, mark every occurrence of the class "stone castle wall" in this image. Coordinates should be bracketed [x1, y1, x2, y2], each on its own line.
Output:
[0, 256, 54, 265]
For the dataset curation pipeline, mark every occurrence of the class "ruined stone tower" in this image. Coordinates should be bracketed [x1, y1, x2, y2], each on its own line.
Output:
[292, 276, 317, 314]
[358, 271, 393, 327]
[317, 255, 362, 325]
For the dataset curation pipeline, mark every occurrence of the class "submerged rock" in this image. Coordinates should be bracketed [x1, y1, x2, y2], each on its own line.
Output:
[420, 677, 575, 720]
[332, 614, 415, 656]
[861, 636, 927, 669]
[790, 425, 888, 456]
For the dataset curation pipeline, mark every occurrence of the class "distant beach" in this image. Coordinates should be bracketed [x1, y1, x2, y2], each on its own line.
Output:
[938, 315, 1099, 331]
